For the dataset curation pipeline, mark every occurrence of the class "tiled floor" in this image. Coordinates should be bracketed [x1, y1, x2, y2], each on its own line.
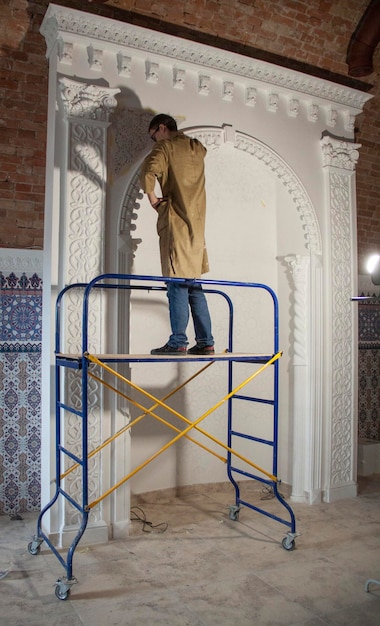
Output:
[0, 477, 379, 625]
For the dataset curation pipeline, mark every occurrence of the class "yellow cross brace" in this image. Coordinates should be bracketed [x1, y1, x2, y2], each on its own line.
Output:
[83, 351, 282, 510]
[58, 360, 218, 481]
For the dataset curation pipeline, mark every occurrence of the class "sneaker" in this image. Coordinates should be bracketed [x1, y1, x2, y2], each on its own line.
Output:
[150, 343, 187, 355]
[187, 344, 215, 355]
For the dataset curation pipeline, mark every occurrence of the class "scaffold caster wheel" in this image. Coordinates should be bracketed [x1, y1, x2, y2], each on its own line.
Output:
[27, 540, 41, 556]
[54, 576, 76, 600]
[282, 535, 296, 551]
[55, 584, 71, 601]
[228, 505, 240, 521]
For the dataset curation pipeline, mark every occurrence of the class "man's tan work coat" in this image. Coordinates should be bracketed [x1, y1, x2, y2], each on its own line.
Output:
[140, 132, 209, 279]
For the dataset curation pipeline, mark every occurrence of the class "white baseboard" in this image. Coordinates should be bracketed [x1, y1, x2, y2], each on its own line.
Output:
[323, 482, 357, 502]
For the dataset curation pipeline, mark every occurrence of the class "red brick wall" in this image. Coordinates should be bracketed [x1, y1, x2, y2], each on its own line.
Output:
[0, 0, 48, 248]
[1, 0, 379, 272]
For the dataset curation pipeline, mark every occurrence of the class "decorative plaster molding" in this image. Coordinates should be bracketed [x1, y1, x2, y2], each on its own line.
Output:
[321, 135, 361, 171]
[66, 123, 106, 286]
[65, 366, 102, 525]
[145, 60, 159, 83]
[117, 52, 132, 77]
[87, 45, 103, 70]
[327, 108, 338, 128]
[288, 98, 299, 117]
[0, 249, 43, 274]
[109, 107, 153, 178]
[308, 103, 319, 122]
[40, 5, 372, 113]
[328, 170, 354, 486]
[58, 78, 118, 523]
[284, 255, 309, 365]
[198, 75, 210, 95]
[119, 171, 143, 258]
[120, 126, 321, 258]
[344, 113, 355, 133]
[320, 148, 357, 488]
[57, 38, 73, 64]
[245, 87, 257, 107]
[268, 93, 279, 112]
[173, 67, 185, 89]
[187, 127, 224, 150]
[58, 77, 120, 121]
[223, 81, 234, 101]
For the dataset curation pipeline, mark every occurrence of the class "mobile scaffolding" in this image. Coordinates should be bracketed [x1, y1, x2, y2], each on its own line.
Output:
[28, 274, 297, 599]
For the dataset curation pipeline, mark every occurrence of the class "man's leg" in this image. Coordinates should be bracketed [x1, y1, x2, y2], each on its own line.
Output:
[166, 281, 190, 348]
[188, 284, 214, 348]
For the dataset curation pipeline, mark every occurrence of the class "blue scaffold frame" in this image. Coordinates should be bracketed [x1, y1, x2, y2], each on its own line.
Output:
[28, 274, 297, 599]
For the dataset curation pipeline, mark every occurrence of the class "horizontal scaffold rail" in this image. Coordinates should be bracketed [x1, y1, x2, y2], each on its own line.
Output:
[56, 352, 276, 365]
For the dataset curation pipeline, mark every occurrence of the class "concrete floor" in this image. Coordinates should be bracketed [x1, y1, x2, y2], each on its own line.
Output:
[1, 477, 379, 626]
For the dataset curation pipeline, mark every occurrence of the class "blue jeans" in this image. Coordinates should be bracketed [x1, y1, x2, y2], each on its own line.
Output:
[166, 281, 214, 348]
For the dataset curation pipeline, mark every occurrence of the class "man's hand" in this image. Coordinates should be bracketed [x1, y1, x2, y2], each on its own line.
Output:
[147, 192, 165, 210]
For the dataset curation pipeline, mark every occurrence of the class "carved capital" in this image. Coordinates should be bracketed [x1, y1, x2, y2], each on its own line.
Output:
[320, 135, 361, 171]
[285, 254, 309, 279]
[58, 77, 120, 121]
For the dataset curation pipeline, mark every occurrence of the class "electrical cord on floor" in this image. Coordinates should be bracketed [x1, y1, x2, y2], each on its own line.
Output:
[130, 506, 168, 534]
[260, 486, 275, 500]
[260, 486, 286, 500]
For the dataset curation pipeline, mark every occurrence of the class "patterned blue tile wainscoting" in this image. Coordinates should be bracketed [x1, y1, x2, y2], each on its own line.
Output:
[0, 250, 43, 515]
[358, 299, 380, 442]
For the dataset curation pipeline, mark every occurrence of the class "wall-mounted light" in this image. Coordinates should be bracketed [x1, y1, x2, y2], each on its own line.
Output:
[367, 253, 380, 285]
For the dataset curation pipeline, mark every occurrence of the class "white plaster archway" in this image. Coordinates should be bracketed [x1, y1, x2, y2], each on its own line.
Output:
[113, 125, 323, 503]
[39, 4, 371, 544]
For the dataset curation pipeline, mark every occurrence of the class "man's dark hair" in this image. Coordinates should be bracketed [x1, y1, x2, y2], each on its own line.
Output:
[149, 114, 178, 132]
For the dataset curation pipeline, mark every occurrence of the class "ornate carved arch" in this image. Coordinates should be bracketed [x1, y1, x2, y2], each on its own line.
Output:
[119, 125, 321, 256]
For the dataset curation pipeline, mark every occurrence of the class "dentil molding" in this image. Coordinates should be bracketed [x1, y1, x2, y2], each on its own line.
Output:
[41, 4, 372, 120]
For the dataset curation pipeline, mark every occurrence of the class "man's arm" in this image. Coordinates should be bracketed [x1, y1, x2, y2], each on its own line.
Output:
[140, 144, 168, 209]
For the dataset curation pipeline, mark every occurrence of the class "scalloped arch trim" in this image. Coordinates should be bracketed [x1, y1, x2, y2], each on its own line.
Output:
[120, 126, 321, 255]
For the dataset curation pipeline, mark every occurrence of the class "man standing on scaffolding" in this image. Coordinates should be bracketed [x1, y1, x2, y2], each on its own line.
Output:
[140, 113, 214, 356]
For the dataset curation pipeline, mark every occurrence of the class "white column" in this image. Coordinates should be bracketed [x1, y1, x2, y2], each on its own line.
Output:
[320, 135, 360, 502]
[285, 254, 324, 504]
[58, 78, 120, 544]
[41, 77, 127, 546]
[285, 255, 309, 502]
